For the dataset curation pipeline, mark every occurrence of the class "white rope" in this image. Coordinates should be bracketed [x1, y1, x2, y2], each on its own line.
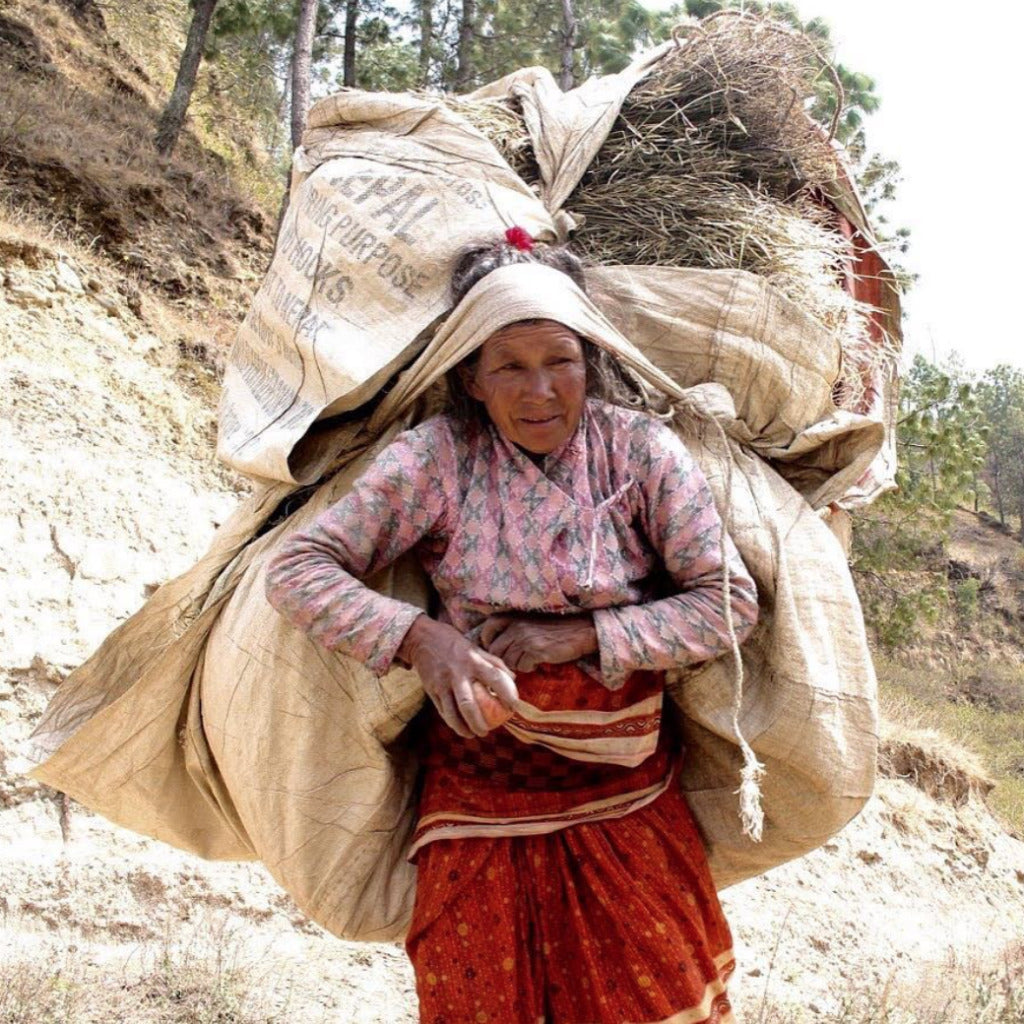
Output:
[679, 404, 764, 843]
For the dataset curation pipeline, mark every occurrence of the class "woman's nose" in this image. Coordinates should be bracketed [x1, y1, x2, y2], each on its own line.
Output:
[521, 368, 556, 401]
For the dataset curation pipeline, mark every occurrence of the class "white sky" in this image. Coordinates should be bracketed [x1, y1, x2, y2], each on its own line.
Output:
[643, 0, 1024, 376]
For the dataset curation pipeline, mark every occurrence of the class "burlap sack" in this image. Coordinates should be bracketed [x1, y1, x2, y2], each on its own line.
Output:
[27, 395, 876, 941]
[28, 45, 890, 941]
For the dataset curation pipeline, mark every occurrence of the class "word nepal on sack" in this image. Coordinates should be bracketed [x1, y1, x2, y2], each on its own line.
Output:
[278, 215, 429, 303]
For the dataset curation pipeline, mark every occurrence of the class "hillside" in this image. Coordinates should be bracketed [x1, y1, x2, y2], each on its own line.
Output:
[2, 5, 1024, 1023]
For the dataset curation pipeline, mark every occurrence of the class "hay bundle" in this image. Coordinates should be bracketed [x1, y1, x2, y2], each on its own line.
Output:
[440, 94, 539, 181]
[442, 11, 894, 410]
[567, 13, 883, 401]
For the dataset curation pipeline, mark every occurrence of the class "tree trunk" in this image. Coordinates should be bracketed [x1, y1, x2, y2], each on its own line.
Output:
[290, 0, 318, 150]
[455, 0, 475, 91]
[559, 0, 577, 91]
[991, 457, 1005, 525]
[416, 0, 433, 87]
[154, 0, 220, 157]
[1017, 465, 1024, 542]
[343, 0, 358, 88]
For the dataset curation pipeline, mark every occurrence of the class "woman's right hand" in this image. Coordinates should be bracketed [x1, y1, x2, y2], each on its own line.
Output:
[398, 615, 518, 738]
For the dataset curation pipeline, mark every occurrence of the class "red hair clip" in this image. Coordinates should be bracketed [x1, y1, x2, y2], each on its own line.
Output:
[505, 226, 534, 252]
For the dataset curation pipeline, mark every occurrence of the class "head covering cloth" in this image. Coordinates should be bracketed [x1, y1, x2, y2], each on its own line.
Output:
[369, 263, 689, 432]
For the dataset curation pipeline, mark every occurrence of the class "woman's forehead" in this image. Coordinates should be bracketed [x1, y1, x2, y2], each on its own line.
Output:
[482, 319, 583, 357]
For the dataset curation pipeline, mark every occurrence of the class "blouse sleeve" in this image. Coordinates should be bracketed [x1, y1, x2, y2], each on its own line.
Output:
[591, 419, 759, 687]
[264, 423, 450, 676]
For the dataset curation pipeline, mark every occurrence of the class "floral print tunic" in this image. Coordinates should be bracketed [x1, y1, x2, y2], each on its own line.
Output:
[265, 399, 758, 690]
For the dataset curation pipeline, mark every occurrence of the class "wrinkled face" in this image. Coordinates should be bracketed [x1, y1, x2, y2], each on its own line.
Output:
[465, 319, 587, 454]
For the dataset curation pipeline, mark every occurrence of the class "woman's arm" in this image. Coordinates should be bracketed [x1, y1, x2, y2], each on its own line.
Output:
[265, 423, 517, 736]
[590, 420, 758, 687]
[265, 427, 450, 675]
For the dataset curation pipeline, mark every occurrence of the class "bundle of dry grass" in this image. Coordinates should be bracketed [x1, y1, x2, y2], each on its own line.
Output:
[589, 13, 841, 201]
[441, 11, 895, 410]
[439, 94, 538, 180]
[566, 13, 885, 401]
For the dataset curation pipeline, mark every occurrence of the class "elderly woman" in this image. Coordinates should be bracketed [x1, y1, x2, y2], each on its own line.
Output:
[265, 232, 758, 1024]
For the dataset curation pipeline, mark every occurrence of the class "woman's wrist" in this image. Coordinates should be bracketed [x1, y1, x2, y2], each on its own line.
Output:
[397, 613, 433, 667]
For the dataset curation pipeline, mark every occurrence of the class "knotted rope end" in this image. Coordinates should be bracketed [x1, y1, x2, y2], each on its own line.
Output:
[736, 750, 765, 843]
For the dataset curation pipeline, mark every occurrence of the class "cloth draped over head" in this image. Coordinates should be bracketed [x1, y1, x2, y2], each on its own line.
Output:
[370, 262, 702, 433]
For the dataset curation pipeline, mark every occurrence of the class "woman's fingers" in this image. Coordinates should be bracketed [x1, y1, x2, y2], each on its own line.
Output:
[472, 652, 518, 706]
[479, 615, 513, 649]
[451, 675, 490, 737]
[435, 689, 473, 739]
[484, 623, 545, 672]
[499, 639, 537, 673]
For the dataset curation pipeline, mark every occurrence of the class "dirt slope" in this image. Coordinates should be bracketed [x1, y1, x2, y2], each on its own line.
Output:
[3, 239, 1023, 1023]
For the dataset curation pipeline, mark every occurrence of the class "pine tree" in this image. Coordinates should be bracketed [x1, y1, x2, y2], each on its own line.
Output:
[155, 0, 222, 156]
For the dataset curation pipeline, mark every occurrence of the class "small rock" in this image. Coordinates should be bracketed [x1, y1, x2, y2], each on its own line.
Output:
[5, 283, 53, 309]
[92, 294, 120, 317]
[85, 277, 103, 293]
[51, 261, 84, 294]
[26, 655, 67, 687]
[856, 848, 882, 865]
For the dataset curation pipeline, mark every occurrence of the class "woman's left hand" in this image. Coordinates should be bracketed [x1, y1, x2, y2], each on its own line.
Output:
[479, 614, 598, 672]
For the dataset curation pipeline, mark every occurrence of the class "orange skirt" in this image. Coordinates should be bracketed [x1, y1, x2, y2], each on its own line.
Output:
[405, 780, 736, 1024]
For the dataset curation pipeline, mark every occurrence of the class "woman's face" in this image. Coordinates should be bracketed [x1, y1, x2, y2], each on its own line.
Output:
[465, 319, 587, 454]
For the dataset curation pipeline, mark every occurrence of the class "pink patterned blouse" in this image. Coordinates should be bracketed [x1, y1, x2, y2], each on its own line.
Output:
[265, 399, 758, 690]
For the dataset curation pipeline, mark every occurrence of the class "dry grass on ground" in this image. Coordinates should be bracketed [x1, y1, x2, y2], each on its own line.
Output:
[876, 656, 1024, 836]
[0, 917, 305, 1024]
[758, 942, 1024, 1023]
[0, 0, 275, 322]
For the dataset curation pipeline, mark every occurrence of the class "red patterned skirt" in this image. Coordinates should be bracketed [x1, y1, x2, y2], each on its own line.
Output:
[406, 665, 736, 1024]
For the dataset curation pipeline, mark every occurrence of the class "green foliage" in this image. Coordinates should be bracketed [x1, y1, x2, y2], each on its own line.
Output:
[349, 29, 420, 91]
[436, 0, 678, 91]
[852, 355, 988, 648]
[953, 577, 982, 621]
[867, 587, 944, 651]
[975, 364, 1024, 538]
[895, 355, 988, 511]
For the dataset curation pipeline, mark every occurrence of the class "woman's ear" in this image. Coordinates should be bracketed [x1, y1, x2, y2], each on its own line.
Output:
[459, 362, 483, 401]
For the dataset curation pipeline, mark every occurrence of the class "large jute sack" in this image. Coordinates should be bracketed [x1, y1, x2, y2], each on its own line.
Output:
[28, 46, 888, 941]
[26, 389, 876, 941]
